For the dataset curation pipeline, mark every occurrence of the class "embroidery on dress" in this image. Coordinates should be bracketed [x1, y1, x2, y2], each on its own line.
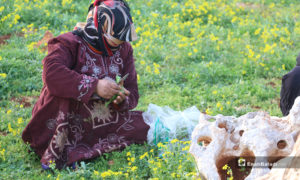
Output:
[77, 75, 95, 101]
[110, 49, 124, 70]
[46, 119, 57, 130]
[116, 112, 135, 132]
[93, 133, 128, 155]
[83, 102, 119, 129]
[81, 52, 102, 78]
[70, 124, 84, 142]
[109, 64, 119, 75]
[49, 122, 71, 159]
[54, 127, 69, 153]
[73, 144, 94, 159]
[42, 149, 56, 165]
[57, 111, 65, 122]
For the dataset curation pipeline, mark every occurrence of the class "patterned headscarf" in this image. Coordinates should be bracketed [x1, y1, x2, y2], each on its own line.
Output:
[73, 0, 137, 56]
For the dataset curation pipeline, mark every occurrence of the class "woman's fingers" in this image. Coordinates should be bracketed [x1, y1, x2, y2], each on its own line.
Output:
[113, 91, 127, 104]
[109, 81, 121, 91]
[97, 78, 130, 101]
[123, 88, 130, 96]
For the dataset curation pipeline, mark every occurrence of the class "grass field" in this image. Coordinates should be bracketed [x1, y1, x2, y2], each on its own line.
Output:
[0, 0, 299, 179]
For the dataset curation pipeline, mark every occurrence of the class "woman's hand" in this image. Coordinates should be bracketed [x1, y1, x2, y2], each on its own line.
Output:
[96, 78, 120, 99]
[113, 88, 130, 104]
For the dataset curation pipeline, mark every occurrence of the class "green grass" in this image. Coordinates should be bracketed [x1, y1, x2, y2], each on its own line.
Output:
[0, 0, 299, 179]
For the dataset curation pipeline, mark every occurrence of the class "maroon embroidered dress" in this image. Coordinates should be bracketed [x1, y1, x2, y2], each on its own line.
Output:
[22, 32, 149, 168]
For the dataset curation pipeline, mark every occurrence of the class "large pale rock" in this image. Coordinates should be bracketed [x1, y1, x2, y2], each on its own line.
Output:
[257, 133, 300, 180]
[189, 97, 300, 180]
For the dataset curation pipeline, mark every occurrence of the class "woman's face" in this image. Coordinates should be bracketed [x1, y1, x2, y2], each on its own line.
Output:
[104, 34, 124, 47]
[104, 34, 124, 51]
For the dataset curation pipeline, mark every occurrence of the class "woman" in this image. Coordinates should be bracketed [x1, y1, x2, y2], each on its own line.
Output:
[22, 0, 149, 169]
[280, 52, 300, 116]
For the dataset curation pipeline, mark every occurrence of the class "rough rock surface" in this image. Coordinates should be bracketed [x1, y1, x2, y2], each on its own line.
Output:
[189, 97, 300, 180]
[257, 135, 300, 180]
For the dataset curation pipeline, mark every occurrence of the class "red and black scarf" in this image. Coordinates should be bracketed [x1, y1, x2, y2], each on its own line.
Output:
[73, 0, 137, 56]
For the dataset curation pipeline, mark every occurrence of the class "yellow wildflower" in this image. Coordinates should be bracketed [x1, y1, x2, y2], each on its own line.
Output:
[101, 170, 112, 178]
[136, 10, 141, 16]
[157, 142, 164, 148]
[222, 164, 228, 170]
[170, 139, 179, 144]
[171, 173, 176, 178]
[153, 63, 160, 68]
[139, 152, 148, 160]
[0, 149, 5, 156]
[62, 0, 72, 7]
[0, 6, 4, 13]
[254, 28, 261, 35]
[135, 27, 141, 33]
[205, 108, 212, 115]
[171, 2, 178, 9]
[182, 145, 189, 151]
[263, 44, 273, 53]
[231, 16, 238, 23]
[94, 170, 99, 176]
[131, 166, 137, 171]
[154, 67, 160, 74]
[151, 12, 159, 18]
[27, 42, 37, 52]
[0, 73, 7, 78]
[146, 65, 151, 73]
[248, 49, 254, 58]
[17, 118, 23, 124]
[209, 34, 218, 41]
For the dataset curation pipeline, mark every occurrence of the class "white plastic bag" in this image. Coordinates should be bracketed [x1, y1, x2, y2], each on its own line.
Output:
[142, 104, 201, 145]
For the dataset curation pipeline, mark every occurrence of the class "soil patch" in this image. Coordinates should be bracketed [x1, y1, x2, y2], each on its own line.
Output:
[0, 131, 7, 136]
[251, 106, 261, 110]
[35, 31, 54, 51]
[0, 33, 24, 45]
[236, 2, 261, 9]
[0, 34, 11, 45]
[267, 81, 276, 88]
[11, 96, 38, 108]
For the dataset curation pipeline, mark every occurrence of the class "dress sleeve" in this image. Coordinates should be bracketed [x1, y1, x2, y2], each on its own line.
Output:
[113, 44, 139, 111]
[42, 38, 98, 104]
